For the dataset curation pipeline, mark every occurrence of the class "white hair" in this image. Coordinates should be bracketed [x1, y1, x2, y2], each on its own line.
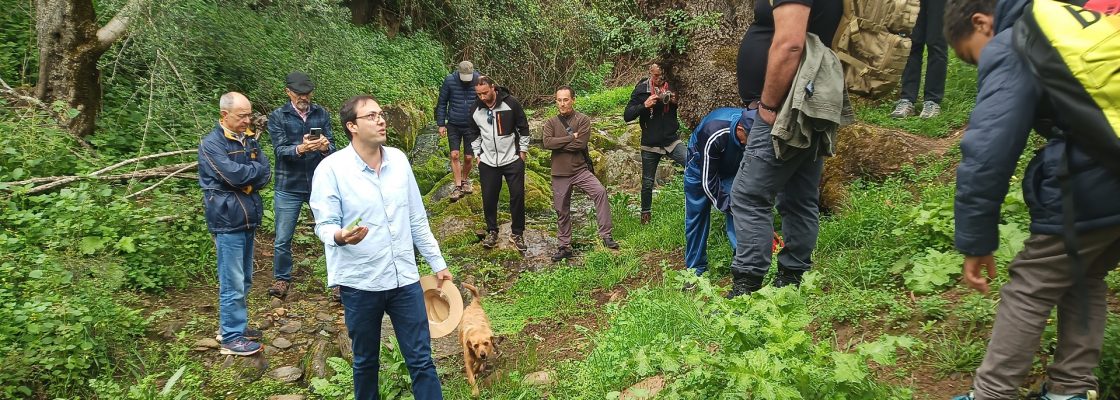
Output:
[219, 92, 246, 111]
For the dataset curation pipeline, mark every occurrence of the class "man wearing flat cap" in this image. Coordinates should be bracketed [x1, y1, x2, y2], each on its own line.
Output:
[266, 71, 335, 299]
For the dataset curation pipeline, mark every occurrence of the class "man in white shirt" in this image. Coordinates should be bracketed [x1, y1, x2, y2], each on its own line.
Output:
[310, 95, 453, 400]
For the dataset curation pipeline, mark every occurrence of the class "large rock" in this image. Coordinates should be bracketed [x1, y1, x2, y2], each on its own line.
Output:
[220, 352, 269, 382]
[820, 123, 955, 209]
[522, 370, 554, 386]
[193, 338, 220, 350]
[302, 338, 341, 380]
[621, 375, 665, 400]
[267, 366, 303, 383]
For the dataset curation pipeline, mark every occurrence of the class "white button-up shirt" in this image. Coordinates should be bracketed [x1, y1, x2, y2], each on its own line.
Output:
[310, 144, 448, 291]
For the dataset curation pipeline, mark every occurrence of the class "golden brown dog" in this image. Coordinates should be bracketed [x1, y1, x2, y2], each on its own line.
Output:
[459, 283, 496, 396]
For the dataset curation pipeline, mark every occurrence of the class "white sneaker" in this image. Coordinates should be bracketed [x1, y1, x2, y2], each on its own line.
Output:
[919, 101, 941, 119]
[890, 99, 915, 119]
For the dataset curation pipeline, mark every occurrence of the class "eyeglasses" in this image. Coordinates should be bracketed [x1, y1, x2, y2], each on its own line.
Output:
[486, 109, 494, 125]
[356, 110, 388, 122]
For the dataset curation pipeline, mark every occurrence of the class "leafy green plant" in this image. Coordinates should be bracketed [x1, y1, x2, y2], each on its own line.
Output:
[559, 271, 913, 399]
[929, 327, 987, 377]
[902, 249, 960, 294]
[1096, 315, 1120, 399]
[917, 296, 951, 320]
[311, 338, 412, 400]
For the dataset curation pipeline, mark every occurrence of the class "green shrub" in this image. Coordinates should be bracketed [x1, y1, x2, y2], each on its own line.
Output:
[556, 271, 914, 399]
[1097, 315, 1120, 398]
[0, 250, 147, 398]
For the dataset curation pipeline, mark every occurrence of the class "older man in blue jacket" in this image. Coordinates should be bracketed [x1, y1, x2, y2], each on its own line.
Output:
[198, 92, 272, 356]
[946, 0, 1120, 398]
[683, 108, 754, 276]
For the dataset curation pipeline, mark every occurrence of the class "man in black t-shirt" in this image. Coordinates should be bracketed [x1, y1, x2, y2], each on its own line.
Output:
[727, 0, 842, 298]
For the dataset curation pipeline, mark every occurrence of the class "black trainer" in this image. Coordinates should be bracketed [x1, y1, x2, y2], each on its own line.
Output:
[725, 271, 763, 299]
[551, 246, 573, 262]
[601, 236, 620, 250]
[772, 267, 804, 288]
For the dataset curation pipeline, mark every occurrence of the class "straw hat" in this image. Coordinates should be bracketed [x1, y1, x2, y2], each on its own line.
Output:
[420, 275, 464, 338]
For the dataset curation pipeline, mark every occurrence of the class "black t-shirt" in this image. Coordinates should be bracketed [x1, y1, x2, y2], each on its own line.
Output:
[736, 0, 843, 103]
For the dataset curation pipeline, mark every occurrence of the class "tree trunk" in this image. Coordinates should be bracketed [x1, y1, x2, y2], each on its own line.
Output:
[346, 0, 381, 25]
[34, 0, 104, 138]
[33, 0, 141, 138]
[635, 0, 753, 127]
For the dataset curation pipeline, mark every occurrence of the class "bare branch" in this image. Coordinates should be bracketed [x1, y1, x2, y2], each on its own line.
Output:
[96, 0, 147, 51]
[89, 148, 196, 176]
[123, 162, 196, 200]
[13, 162, 198, 195]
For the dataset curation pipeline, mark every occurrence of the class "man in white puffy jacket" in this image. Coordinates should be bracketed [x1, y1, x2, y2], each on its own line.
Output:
[469, 76, 531, 251]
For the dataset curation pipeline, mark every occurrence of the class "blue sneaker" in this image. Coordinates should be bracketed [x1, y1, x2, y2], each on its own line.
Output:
[950, 393, 974, 400]
[220, 337, 262, 356]
[215, 328, 262, 342]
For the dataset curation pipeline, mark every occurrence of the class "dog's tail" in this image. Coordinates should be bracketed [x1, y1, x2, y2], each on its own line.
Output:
[462, 282, 481, 299]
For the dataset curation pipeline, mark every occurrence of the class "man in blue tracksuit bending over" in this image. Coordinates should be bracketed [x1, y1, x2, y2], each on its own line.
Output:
[684, 107, 755, 276]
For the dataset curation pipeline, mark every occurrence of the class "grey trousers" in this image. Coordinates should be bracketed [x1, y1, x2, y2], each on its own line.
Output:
[973, 224, 1120, 399]
[552, 169, 613, 247]
[729, 119, 824, 277]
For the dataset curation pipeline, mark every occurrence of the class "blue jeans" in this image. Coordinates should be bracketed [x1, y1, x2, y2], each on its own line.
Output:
[273, 190, 310, 282]
[215, 230, 255, 343]
[340, 283, 443, 400]
[684, 166, 736, 276]
[640, 144, 687, 213]
[729, 119, 824, 277]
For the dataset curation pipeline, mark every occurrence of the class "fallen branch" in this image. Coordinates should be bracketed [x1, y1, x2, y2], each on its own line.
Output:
[4, 149, 196, 187]
[4, 162, 197, 195]
[123, 162, 196, 200]
[90, 148, 196, 176]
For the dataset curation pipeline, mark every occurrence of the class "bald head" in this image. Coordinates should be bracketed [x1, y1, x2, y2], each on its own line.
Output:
[219, 92, 250, 111]
[219, 92, 252, 133]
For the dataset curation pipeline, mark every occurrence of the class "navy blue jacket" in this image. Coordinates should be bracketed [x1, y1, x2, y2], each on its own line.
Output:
[953, 0, 1120, 255]
[198, 124, 272, 234]
[685, 107, 755, 213]
[435, 71, 480, 127]
[266, 102, 335, 194]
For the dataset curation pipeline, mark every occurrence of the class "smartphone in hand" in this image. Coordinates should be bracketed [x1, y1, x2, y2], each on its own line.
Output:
[308, 127, 322, 141]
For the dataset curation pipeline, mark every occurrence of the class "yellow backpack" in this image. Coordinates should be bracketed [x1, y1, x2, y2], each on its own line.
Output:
[1014, 0, 1120, 174]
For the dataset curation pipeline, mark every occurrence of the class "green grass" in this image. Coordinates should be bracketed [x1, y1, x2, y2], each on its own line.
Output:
[855, 55, 978, 137]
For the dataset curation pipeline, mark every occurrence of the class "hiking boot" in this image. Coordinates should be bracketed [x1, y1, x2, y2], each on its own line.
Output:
[268, 280, 290, 299]
[890, 99, 915, 119]
[509, 234, 527, 252]
[481, 231, 498, 248]
[461, 179, 473, 194]
[601, 236, 620, 250]
[640, 211, 651, 225]
[920, 101, 941, 119]
[448, 186, 463, 202]
[220, 337, 262, 356]
[725, 271, 764, 299]
[331, 286, 342, 303]
[772, 267, 805, 288]
[216, 328, 262, 342]
[551, 246, 573, 262]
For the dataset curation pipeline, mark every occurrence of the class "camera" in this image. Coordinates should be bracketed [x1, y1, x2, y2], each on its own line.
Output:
[659, 91, 673, 103]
